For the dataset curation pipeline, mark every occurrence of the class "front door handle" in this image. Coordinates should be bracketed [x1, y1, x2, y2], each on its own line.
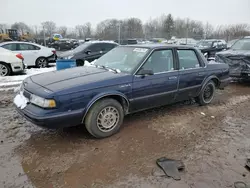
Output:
[168, 76, 177, 80]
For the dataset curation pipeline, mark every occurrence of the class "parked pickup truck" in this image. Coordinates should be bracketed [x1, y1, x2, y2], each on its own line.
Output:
[14, 44, 231, 138]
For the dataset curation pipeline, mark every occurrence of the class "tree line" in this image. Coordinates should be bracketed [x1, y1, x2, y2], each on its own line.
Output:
[0, 14, 249, 41]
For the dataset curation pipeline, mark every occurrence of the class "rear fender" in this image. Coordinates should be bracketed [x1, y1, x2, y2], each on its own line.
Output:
[198, 75, 219, 95]
[81, 91, 130, 123]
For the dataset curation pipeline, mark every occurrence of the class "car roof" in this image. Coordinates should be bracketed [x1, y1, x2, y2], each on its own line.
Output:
[123, 43, 196, 49]
[0, 41, 40, 46]
[85, 41, 119, 45]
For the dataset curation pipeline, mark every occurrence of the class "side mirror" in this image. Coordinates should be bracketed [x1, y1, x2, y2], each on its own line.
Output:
[85, 50, 91, 54]
[137, 69, 154, 76]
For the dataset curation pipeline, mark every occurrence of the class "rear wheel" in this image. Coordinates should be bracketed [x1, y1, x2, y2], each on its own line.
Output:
[85, 98, 124, 138]
[196, 80, 215, 106]
[36, 57, 48, 68]
[0, 63, 11, 76]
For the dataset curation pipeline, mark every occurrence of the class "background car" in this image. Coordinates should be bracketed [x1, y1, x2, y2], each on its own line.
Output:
[114, 39, 138, 45]
[0, 47, 24, 76]
[48, 39, 79, 51]
[195, 39, 227, 59]
[58, 41, 118, 66]
[215, 36, 250, 80]
[0, 41, 57, 68]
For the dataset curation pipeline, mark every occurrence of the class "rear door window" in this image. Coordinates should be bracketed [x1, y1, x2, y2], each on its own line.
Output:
[18, 44, 38, 50]
[2, 43, 17, 51]
[177, 49, 202, 70]
[88, 44, 102, 53]
[101, 43, 117, 51]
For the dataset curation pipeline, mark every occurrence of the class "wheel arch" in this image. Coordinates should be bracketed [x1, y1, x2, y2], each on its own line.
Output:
[82, 92, 130, 123]
[198, 75, 220, 95]
[0, 61, 12, 73]
[35, 56, 48, 67]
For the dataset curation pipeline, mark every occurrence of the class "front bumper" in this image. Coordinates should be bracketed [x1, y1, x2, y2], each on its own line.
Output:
[16, 104, 85, 129]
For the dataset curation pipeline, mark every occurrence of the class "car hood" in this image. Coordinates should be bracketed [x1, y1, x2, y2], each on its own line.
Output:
[58, 50, 76, 58]
[29, 66, 132, 93]
[216, 49, 250, 56]
[216, 49, 250, 76]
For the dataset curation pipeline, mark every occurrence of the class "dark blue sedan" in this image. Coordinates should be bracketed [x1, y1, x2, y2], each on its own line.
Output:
[14, 44, 231, 138]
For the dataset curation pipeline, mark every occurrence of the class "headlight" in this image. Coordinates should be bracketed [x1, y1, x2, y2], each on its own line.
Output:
[30, 94, 56, 108]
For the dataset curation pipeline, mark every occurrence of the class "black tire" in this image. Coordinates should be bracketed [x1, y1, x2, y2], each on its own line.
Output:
[85, 98, 124, 138]
[196, 80, 215, 106]
[76, 59, 85, 67]
[35, 57, 48, 68]
[0, 62, 11, 76]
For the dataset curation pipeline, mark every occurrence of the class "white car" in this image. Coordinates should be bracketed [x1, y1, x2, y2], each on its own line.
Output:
[0, 42, 57, 68]
[0, 47, 24, 76]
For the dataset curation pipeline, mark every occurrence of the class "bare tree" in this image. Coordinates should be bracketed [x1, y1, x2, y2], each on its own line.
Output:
[95, 19, 120, 40]
[41, 21, 56, 37]
[121, 18, 143, 39]
[0, 24, 7, 32]
[203, 22, 214, 39]
[144, 18, 162, 39]
[85, 22, 92, 38]
[11, 22, 31, 34]
[58, 26, 67, 37]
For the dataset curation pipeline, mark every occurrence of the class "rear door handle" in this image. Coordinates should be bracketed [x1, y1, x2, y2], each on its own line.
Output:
[198, 72, 205, 76]
[168, 76, 177, 80]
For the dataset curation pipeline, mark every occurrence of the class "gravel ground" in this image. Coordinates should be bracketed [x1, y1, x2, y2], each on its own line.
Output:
[0, 83, 250, 188]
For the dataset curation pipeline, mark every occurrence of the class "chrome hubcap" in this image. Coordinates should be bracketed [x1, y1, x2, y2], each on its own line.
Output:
[97, 106, 119, 132]
[0, 64, 8, 76]
[38, 58, 47, 68]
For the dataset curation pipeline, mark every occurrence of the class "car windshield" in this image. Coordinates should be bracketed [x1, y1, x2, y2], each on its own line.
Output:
[196, 41, 213, 47]
[73, 42, 91, 53]
[231, 39, 250, 50]
[94, 46, 149, 73]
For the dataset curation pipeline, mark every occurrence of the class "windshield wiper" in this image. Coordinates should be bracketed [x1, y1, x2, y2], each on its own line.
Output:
[96, 65, 120, 73]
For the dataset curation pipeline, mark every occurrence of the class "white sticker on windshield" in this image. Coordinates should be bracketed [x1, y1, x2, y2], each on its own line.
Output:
[133, 48, 148, 53]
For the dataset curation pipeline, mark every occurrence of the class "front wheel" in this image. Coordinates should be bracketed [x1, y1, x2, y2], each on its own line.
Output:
[195, 81, 215, 106]
[85, 98, 124, 138]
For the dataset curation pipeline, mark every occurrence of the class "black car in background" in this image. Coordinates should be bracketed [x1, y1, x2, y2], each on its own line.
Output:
[48, 39, 79, 51]
[114, 39, 137, 45]
[195, 39, 227, 59]
[58, 41, 118, 66]
[216, 36, 250, 80]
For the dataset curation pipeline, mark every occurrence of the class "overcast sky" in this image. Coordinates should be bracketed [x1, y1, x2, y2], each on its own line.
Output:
[1, 0, 250, 28]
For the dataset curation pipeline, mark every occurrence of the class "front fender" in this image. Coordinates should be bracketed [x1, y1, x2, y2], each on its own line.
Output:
[81, 91, 130, 123]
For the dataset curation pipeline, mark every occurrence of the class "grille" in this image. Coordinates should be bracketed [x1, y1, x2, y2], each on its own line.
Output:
[23, 89, 31, 100]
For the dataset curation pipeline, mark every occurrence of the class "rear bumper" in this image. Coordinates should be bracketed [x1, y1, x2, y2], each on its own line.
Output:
[10, 61, 25, 73]
[219, 77, 232, 89]
[16, 105, 85, 129]
[47, 54, 57, 63]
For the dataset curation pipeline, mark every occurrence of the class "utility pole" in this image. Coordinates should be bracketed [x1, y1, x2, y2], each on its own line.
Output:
[118, 22, 121, 44]
[186, 19, 189, 45]
[43, 26, 46, 46]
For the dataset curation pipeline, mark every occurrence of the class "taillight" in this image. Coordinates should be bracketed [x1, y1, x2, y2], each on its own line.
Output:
[16, 53, 24, 60]
[52, 50, 56, 54]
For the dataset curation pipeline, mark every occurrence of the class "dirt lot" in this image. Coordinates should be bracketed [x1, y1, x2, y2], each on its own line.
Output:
[0, 83, 250, 188]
